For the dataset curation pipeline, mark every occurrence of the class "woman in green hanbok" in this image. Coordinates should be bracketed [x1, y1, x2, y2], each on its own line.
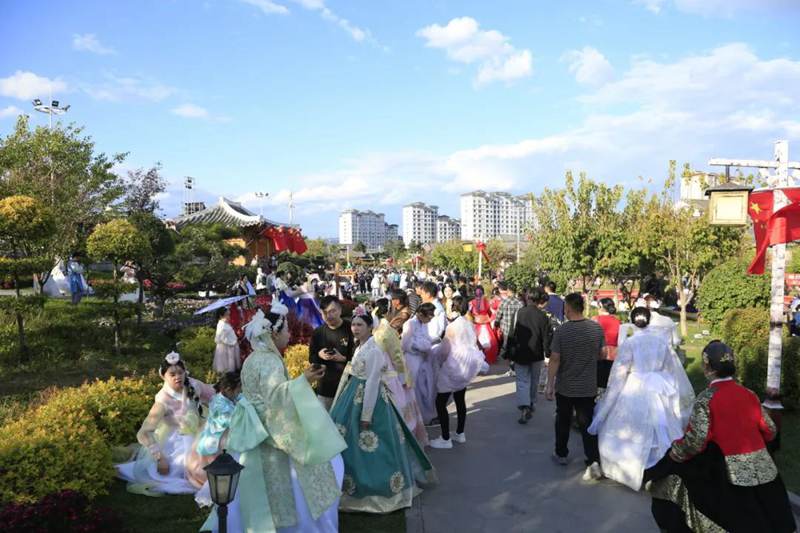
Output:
[331, 311, 436, 514]
[211, 300, 347, 533]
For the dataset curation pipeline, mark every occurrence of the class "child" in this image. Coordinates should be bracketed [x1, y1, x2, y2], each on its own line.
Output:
[195, 371, 242, 508]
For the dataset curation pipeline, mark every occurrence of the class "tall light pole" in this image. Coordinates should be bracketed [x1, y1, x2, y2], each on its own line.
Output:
[31, 97, 69, 203]
[288, 191, 295, 225]
[708, 141, 800, 410]
[254, 192, 268, 219]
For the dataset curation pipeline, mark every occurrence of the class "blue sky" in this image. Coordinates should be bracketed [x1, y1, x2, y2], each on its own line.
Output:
[1, 0, 799, 237]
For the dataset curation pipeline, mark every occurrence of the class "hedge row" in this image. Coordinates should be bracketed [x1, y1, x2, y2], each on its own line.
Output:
[0, 377, 158, 504]
[718, 308, 800, 408]
[0, 340, 310, 505]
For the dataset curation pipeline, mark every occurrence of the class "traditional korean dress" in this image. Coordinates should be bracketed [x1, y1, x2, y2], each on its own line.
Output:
[331, 336, 436, 513]
[116, 377, 215, 495]
[237, 335, 346, 532]
[469, 296, 499, 364]
[588, 327, 695, 490]
[374, 320, 428, 446]
[295, 282, 324, 330]
[437, 316, 484, 394]
[214, 319, 241, 373]
[646, 377, 796, 533]
[402, 316, 437, 423]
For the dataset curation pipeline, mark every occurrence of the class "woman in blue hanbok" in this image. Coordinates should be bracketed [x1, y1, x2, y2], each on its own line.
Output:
[295, 280, 324, 330]
[331, 311, 436, 513]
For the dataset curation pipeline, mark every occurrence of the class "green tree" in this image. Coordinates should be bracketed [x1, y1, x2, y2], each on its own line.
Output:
[354, 241, 367, 253]
[172, 224, 244, 294]
[0, 195, 54, 360]
[87, 219, 151, 355]
[0, 116, 126, 285]
[636, 162, 745, 335]
[383, 239, 406, 262]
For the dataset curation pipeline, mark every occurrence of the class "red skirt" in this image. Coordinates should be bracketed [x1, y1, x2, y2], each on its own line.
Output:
[474, 322, 500, 364]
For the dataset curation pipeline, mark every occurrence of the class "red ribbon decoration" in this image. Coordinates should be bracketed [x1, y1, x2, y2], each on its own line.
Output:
[476, 241, 490, 263]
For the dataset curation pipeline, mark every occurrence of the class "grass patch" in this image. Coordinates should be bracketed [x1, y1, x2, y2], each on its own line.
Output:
[99, 480, 405, 533]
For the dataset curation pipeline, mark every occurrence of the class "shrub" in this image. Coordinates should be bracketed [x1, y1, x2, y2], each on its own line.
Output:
[697, 258, 770, 328]
[176, 326, 215, 372]
[284, 344, 309, 379]
[0, 489, 120, 532]
[35, 377, 159, 448]
[718, 308, 800, 408]
[0, 376, 162, 504]
[0, 409, 112, 504]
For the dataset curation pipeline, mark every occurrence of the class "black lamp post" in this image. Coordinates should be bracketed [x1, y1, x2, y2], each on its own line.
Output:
[203, 450, 244, 533]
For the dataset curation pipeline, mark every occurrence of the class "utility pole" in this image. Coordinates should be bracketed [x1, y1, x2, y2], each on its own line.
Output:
[709, 141, 800, 409]
[288, 192, 295, 225]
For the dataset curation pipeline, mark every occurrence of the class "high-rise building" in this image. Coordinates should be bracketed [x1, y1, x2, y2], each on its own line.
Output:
[436, 215, 461, 242]
[460, 190, 531, 240]
[339, 209, 389, 250]
[402, 202, 438, 246]
[385, 223, 399, 243]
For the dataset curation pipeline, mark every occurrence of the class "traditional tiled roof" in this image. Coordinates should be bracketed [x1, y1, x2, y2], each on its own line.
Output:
[171, 197, 294, 229]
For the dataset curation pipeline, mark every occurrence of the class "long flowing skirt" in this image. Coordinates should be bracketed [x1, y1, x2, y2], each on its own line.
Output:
[384, 375, 429, 447]
[330, 376, 436, 513]
[405, 352, 437, 423]
[646, 444, 796, 533]
[116, 432, 204, 495]
[213, 343, 241, 373]
[593, 373, 686, 490]
[200, 455, 344, 533]
[474, 323, 499, 365]
[296, 295, 324, 330]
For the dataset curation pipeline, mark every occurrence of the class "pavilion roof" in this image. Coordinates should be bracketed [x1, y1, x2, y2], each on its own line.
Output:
[171, 197, 295, 230]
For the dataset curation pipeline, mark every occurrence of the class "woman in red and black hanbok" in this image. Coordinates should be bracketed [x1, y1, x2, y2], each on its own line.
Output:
[644, 340, 796, 533]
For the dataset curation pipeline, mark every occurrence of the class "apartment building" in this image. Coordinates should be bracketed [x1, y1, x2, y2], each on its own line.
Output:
[436, 215, 461, 242]
[460, 190, 531, 240]
[402, 202, 438, 246]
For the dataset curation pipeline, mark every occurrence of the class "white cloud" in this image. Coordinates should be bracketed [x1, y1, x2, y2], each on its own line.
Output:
[240, 0, 289, 15]
[634, 0, 798, 16]
[83, 74, 176, 102]
[289, 0, 370, 42]
[72, 33, 115, 55]
[171, 104, 209, 119]
[417, 17, 533, 86]
[562, 47, 614, 86]
[0, 71, 68, 100]
[0, 105, 23, 119]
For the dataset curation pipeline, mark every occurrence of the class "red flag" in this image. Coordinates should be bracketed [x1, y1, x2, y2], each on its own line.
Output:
[748, 188, 800, 274]
[292, 231, 307, 255]
[476, 241, 491, 264]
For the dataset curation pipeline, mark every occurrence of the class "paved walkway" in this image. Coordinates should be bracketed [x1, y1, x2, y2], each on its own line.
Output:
[406, 369, 656, 533]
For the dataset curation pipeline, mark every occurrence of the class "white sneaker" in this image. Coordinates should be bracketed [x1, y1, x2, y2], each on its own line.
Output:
[452, 432, 466, 443]
[429, 437, 453, 449]
[581, 462, 603, 482]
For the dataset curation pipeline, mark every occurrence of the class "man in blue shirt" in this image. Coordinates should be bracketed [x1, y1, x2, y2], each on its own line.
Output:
[544, 281, 564, 323]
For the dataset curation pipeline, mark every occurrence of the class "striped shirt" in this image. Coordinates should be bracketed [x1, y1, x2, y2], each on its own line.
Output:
[550, 318, 605, 397]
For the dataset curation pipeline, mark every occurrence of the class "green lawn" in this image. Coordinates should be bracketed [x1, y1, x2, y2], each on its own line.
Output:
[98, 480, 405, 533]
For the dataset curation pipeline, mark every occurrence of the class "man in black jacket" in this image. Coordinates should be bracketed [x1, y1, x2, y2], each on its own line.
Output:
[509, 286, 552, 424]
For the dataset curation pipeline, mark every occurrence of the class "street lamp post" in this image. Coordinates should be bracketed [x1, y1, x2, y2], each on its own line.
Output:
[203, 450, 244, 533]
[31, 97, 70, 204]
[708, 140, 800, 409]
[254, 192, 268, 219]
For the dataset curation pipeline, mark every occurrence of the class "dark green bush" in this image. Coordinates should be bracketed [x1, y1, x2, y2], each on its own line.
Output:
[697, 258, 770, 328]
[718, 308, 800, 408]
[176, 325, 215, 372]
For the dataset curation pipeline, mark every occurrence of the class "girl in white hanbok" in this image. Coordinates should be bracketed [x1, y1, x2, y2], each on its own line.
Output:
[214, 308, 241, 373]
[116, 352, 215, 495]
[588, 307, 694, 490]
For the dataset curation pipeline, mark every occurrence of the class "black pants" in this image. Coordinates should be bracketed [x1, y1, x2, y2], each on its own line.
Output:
[555, 393, 599, 465]
[436, 389, 466, 440]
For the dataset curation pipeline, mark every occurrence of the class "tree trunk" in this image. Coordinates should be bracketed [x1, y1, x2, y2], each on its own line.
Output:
[113, 263, 121, 356]
[14, 273, 28, 362]
[136, 277, 144, 326]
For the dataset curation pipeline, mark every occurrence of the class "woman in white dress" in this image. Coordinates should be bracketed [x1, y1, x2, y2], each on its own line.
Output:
[401, 303, 437, 424]
[588, 307, 694, 490]
[214, 308, 241, 373]
[116, 351, 215, 495]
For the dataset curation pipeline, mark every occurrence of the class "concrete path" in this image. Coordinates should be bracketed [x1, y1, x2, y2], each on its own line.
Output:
[407, 369, 656, 533]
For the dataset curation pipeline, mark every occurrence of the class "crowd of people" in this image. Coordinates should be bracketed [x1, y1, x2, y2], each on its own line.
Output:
[113, 263, 796, 533]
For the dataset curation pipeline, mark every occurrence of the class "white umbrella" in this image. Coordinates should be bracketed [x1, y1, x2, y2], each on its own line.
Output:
[193, 295, 248, 315]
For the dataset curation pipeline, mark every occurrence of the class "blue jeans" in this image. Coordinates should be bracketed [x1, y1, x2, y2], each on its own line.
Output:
[514, 360, 543, 410]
